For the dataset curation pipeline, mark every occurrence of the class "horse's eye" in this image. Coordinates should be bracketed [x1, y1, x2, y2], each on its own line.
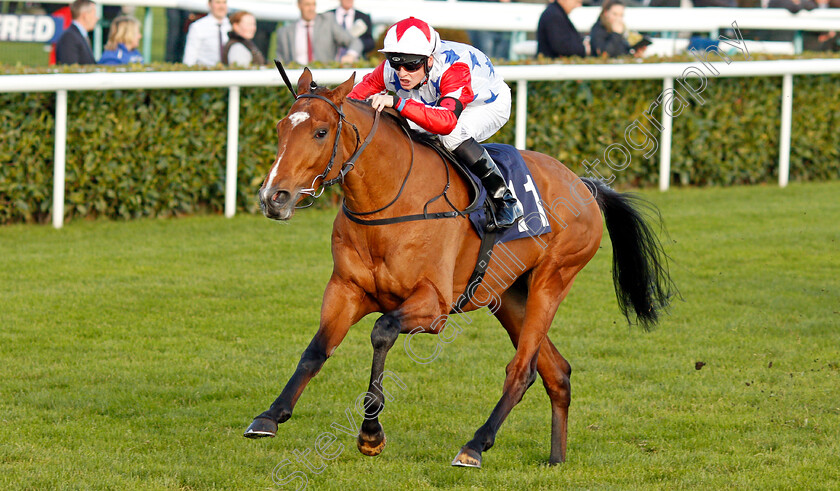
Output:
[314, 129, 328, 139]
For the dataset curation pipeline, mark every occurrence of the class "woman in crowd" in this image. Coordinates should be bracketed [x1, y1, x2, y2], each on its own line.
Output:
[589, 0, 632, 57]
[99, 15, 144, 65]
[223, 11, 266, 66]
[590, 0, 649, 58]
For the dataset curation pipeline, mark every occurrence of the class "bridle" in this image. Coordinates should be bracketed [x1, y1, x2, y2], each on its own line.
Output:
[294, 92, 372, 204]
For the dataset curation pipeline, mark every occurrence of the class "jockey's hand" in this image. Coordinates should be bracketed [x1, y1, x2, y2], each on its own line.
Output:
[368, 93, 396, 113]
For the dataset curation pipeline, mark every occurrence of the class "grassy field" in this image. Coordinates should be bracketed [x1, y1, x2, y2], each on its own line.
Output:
[1, 182, 838, 489]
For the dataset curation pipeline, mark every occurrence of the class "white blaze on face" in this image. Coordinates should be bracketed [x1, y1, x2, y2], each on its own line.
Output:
[262, 112, 308, 200]
[264, 143, 287, 200]
[288, 111, 310, 128]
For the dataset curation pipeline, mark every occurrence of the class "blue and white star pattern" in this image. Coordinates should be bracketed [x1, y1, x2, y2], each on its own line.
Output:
[381, 41, 508, 114]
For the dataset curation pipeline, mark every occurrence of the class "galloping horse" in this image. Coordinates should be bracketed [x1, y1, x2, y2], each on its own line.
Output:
[246, 68, 675, 467]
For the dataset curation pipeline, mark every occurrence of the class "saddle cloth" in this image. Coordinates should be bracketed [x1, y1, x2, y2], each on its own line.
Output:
[467, 143, 552, 244]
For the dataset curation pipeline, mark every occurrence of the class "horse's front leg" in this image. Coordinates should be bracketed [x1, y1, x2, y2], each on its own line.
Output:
[244, 277, 371, 438]
[357, 281, 447, 456]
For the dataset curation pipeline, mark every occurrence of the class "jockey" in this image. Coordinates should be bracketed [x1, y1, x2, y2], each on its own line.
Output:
[348, 17, 523, 230]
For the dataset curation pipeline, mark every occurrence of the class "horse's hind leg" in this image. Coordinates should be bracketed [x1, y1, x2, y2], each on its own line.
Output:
[452, 267, 577, 468]
[493, 279, 571, 465]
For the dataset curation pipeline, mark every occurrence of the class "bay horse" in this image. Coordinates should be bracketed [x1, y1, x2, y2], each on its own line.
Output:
[246, 67, 675, 467]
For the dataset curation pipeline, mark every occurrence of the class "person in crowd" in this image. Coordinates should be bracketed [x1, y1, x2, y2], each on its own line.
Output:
[589, 0, 649, 57]
[98, 15, 144, 64]
[183, 0, 231, 66]
[767, 0, 816, 12]
[590, 0, 631, 57]
[275, 0, 363, 64]
[55, 0, 99, 65]
[165, 8, 192, 63]
[348, 17, 524, 229]
[223, 11, 266, 66]
[536, 0, 588, 58]
[328, 0, 375, 55]
[462, 0, 512, 60]
[805, 0, 838, 51]
[252, 19, 278, 60]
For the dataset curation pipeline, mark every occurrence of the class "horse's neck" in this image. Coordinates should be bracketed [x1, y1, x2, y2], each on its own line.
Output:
[340, 107, 417, 213]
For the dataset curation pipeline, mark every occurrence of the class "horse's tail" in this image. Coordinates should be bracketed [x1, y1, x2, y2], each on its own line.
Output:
[582, 178, 677, 330]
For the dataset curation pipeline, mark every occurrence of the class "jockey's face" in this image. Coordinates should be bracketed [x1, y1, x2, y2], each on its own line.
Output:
[395, 56, 433, 90]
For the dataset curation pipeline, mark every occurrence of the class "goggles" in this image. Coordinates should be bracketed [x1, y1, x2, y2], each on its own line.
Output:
[386, 53, 427, 72]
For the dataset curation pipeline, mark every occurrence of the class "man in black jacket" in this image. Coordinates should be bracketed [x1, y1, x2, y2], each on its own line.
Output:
[329, 0, 375, 56]
[537, 0, 587, 58]
[56, 0, 99, 64]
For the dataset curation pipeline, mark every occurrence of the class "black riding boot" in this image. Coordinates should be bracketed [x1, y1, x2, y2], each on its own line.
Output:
[454, 138, 524, 230]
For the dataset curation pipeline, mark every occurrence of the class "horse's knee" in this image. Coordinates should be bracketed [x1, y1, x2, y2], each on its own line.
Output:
[503, 359, 538, 398]
[298, 345, 328, 374]
[371, 314, 401, 351]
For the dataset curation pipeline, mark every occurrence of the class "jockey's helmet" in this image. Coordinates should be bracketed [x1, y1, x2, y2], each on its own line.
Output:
[380, 17, 440, 58]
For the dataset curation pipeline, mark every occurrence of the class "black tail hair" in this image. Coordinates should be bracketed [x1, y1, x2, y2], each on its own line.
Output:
[583, 178, 678, 330]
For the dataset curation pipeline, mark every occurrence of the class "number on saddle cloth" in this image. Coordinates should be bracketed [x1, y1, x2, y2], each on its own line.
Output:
[467, 144, 553, 244]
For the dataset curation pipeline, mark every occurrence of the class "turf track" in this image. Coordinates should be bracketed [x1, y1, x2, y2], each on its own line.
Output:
[1, 182, 838, 489]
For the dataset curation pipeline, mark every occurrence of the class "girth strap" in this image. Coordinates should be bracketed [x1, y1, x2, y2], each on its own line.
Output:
[451, 229, 498, 313]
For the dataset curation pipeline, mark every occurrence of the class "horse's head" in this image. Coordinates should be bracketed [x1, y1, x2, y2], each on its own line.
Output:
[259, 67, 356, 221]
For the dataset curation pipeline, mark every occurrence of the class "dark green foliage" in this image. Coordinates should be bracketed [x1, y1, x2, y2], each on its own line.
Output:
[1, 57, 838, 224]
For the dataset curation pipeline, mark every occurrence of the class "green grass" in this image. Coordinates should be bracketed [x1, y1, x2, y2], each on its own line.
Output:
[1, 182, 838, 489]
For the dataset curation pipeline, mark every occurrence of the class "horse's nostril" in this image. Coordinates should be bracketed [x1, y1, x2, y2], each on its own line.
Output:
[272, 190, 291, 205]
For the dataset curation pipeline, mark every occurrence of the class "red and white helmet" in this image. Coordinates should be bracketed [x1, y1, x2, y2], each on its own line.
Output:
[379, 17, 440, 57]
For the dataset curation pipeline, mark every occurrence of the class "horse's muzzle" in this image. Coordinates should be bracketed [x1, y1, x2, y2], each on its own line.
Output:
[259, 187, 294, 221]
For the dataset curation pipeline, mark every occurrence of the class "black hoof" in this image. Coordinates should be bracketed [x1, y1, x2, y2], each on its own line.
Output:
[244, 417, 278, 438]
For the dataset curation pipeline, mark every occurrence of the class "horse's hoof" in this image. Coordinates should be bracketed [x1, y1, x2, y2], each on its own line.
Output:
[243, 417, 277, 438]
[451, 446, 482, 468]
[548, 454, 565, 466]
[357, 430, 387, 456]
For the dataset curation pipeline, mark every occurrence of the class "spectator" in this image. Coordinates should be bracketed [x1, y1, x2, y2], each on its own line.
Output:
[55, 0, 98, 65]
[183, 0, 231, 66]
[252, 19, 278, 60]
[350, 17, 524, 229]
[223, 11, 266, 66]
[329, 0, 375, 56]
[767, 0, 816, 12]
[461, 0, 512, 60]
[537, 0, 587, 58]
[275, 0, 363, 64]
[805, 0, 838, 51]
[590, 0, 632, 57]
[165, 8, 192, 63]
[99, 15, 144, 64]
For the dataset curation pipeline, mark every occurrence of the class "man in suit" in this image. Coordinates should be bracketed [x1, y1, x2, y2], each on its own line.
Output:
[328, 0, 375, 56]
[275, 0, 363, 65]
[536, 0, 587, 58]
[55, 0, 99, 65]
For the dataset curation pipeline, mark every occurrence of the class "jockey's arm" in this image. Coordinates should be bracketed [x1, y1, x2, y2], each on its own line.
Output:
[399, 62, 474, 135]
[348, 63, 387, 100]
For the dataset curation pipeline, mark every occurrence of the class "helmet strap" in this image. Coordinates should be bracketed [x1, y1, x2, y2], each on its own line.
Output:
[412, 56, 431, 90]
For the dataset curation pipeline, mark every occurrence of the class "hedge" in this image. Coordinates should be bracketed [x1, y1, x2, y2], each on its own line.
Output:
[1, 54, 839, 224]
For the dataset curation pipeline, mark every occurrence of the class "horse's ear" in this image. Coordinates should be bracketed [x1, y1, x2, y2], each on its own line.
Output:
[296, 68, 313, 96]
[328, 72, 356, 104]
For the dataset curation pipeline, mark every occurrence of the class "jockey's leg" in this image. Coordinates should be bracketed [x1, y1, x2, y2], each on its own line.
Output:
[453, 137, 523, 230]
